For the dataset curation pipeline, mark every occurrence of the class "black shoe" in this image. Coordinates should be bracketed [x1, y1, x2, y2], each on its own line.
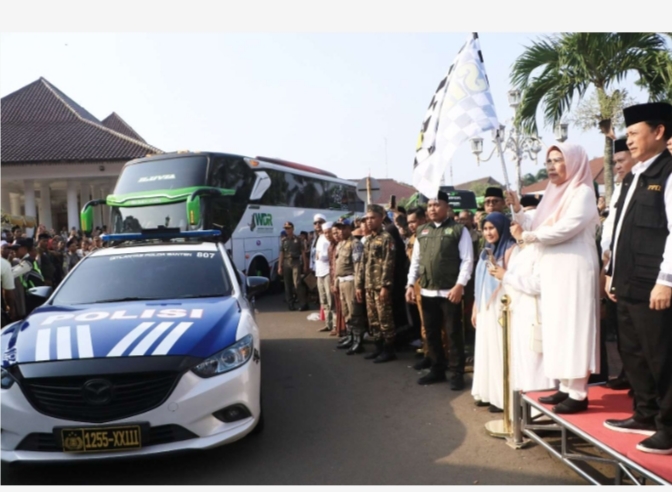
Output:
[337, 335, 353, 349]
[287, 304, 297, 311]
[347, 333, 365, 355]
[413, 357, 432, 371]
[417, 369, 447, 385]
[475, 400, 490, 407]
[603, 417, 656, 436]
[636, 431, 672, 455]
[298, 304, 310, 312]
[373, 344, 397, 364]
[553, 397, 589, 414]
[318, 326, 331, 332]
[450, 374, 465, 391]
[488, 404, 503, 413]
[538, 391, 569, 405]
[364, 340, 384, 360]
[606, 376, 631, 390]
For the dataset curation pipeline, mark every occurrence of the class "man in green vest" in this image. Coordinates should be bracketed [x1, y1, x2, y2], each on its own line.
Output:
[405, 190, 474, 389]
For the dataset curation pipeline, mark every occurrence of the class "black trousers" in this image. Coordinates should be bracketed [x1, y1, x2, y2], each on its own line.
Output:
[421, 295, 465, 374]
[617, 297, 672, 433]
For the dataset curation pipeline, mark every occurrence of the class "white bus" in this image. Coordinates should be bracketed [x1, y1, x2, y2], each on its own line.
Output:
[81, 151, 365, 281]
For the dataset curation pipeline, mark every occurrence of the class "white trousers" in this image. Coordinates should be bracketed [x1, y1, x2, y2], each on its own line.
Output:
[559, 376, 589, 401]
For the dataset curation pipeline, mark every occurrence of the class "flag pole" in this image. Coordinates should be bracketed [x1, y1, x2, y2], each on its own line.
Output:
[494, 138, 511, 190]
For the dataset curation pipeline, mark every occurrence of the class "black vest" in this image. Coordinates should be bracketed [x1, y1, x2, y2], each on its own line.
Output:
[610, 150, 672, 301]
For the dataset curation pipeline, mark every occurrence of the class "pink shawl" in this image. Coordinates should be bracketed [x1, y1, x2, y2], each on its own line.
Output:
[531, 142, 596, 229]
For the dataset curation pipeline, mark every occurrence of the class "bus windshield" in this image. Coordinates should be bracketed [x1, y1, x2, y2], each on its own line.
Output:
[114, 156, 208, 194]
[111, 202, 189, 233]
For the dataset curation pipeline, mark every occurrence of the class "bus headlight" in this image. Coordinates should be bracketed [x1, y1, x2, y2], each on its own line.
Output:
[191, 335, 254, 378]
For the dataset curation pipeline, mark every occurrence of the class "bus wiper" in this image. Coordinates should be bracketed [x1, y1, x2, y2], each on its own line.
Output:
[175, 294, 226, 299]
[94, 296, 162, 303]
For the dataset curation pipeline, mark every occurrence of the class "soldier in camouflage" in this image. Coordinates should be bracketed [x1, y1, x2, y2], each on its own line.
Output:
[278, 221, 309, 311]
[356, 204, 397, 363]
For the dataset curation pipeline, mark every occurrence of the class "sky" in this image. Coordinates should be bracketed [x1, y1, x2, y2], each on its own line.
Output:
[0, 30, 660, 189]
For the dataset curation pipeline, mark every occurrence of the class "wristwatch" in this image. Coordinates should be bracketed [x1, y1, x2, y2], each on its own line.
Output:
[517, 239, 525, 245]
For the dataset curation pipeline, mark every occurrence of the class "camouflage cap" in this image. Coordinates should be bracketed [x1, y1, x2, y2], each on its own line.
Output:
[367, 204, 386, 217]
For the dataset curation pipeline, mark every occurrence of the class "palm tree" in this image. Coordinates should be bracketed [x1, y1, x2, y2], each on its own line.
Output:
[510, 33, 672, 202]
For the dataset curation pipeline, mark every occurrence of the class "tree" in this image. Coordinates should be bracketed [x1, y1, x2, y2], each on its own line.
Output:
[535, 168, 548, 181]
[510, 32, 672, 203]
[522, 173, 537, 186]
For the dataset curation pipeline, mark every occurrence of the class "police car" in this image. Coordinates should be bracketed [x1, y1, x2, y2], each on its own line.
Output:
[1, 230, 268, 462]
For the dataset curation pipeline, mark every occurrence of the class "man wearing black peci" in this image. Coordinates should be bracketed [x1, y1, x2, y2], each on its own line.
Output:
[604, 102, 672, 455]
[405, 190, 474, 390]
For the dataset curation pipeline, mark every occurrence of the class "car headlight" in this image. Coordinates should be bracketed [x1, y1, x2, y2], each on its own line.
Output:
[1, 367, 16, 389]
[192, 334, 254, 378]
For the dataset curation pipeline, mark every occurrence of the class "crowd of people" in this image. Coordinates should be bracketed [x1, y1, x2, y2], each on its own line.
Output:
[0, 224, 107, 325]
[278, 101, 672, 456]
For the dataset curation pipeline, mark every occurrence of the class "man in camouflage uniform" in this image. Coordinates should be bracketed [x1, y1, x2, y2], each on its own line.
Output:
[356, 204, 397, 363]
[333, 218, 366, 354]
[278, 221, 308, 311]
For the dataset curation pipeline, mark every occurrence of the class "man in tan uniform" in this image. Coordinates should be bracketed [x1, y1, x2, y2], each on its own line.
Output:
[333, 218, 365, 354]
[278, 221, 308, 311]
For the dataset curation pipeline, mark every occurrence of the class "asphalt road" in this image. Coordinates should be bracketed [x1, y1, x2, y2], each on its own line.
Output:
[2, 293, 585, 485]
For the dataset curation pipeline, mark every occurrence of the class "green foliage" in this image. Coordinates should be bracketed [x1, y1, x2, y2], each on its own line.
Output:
[535, 168, 548, 181]
[522, 173, 537, 186]
[510, 33, 672, 135]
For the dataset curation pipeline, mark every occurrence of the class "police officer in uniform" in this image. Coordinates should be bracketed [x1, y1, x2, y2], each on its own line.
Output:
[10, 238, 45, 317]
[278, 221, 308, 311]
[406, 190, 474, 389]
[333, 219, 366, 354]
[356, 204, 397, 363]
[604, 102, 672, 455]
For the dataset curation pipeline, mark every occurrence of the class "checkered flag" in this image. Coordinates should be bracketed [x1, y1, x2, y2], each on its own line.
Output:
[413, 33, 500, 198]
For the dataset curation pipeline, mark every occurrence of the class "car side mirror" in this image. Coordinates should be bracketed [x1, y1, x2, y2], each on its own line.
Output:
[27, 286, 53, 300]
[246, 276, 269, 298]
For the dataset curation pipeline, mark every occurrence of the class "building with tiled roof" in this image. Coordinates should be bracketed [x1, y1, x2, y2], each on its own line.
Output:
[454, 176, 504, 192]
[348, 178, 417, 207]
[1, 77, 162, 232]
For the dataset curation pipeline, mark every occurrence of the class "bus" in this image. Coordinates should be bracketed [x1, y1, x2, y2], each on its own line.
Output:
[81, 151, 364, 281]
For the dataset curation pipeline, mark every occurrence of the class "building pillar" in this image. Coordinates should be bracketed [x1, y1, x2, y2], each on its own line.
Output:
[1, 187, 11, 212]
[67, 180, 80, 232]
[39, 182, 53, 231]
[10, 193, 21, 216]
[24, 180, 36, 219]
[24, 180, 37, 236]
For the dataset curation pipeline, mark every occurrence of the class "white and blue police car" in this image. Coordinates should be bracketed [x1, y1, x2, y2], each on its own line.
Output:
[1, 230, 268, 462]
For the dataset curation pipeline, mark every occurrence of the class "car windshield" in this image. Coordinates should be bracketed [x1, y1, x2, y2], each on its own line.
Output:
[112, 202, 189, 233]
[51, 250, 232, 306]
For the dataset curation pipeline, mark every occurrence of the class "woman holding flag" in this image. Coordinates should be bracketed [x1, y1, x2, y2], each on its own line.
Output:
[506, 142, 600, 415]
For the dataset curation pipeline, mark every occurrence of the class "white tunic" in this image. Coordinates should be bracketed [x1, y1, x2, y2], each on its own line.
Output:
[516, 184, 600, 379]
[471, 265, 504, 409]
[503, 245, 555, 391]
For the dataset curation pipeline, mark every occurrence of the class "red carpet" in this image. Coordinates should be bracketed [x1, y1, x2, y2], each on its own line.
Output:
[526, 386, 672, 483]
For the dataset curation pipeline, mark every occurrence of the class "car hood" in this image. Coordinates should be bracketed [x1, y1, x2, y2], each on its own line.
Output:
[2, 298, 241, 366]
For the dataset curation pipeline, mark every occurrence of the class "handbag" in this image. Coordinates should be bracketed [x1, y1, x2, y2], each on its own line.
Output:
[531, 297, 543, 353]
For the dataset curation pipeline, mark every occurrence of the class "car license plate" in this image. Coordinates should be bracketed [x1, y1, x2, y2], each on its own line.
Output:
[59, 425, 142, 453]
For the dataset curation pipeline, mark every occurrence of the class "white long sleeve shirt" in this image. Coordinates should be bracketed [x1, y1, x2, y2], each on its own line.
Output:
[600, 182, 622, 256]
[610, 153, 672, 288]
[406, 224, 474, 297]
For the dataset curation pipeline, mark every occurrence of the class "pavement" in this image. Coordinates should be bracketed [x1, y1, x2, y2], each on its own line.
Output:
[1, 293, 593, 485]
